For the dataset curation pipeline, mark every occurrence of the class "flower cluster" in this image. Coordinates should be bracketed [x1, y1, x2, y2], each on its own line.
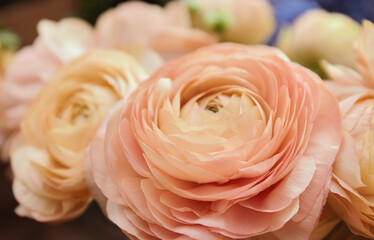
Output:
[1, 0, 374, 239]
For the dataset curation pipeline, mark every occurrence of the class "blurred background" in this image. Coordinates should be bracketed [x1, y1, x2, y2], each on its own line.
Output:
[0, 0, 373, 239]
[0, 0, 173, 47]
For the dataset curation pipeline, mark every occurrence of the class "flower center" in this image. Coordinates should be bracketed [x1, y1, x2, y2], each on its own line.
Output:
[71, 103, 90, 124]
[205, 104, 222, 113]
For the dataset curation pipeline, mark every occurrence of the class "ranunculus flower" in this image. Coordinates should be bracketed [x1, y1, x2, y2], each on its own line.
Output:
[277, 9, 361, 77]
[188, 0, 275, 44]
[94, 1, 216, 60]
[324, 84, 374, 238]
[323, 20, 374, 238]
[0, 18, 93, 158]
[87, 43, 342, 239]
[11, 49, 147, 222]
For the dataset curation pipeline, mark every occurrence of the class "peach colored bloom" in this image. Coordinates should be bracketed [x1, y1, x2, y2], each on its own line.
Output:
[11, 49, 147, 222]
[277, 9, 361, 76]
[94, 1, 216, 60]
[87, 43, 342, 239]
[189, 0, 275, 44]
[322, 21, 374, 239]
[324, 84, 374, 238]
[0, 18, 93, 158]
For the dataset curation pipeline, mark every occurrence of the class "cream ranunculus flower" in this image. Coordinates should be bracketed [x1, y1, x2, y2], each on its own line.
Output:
[323, 20, 374, 238]
[188, 0, 275, 44]
[277, 9, 361, 77]
[11, 49, 148, 222]
[325, 85, 374, 238]
[87, 43, 342, 239]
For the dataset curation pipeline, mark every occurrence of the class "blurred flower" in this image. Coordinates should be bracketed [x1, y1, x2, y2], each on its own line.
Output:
[267, 0, 320, 44]
[94, 1, 216, 60]
[317, 0, 374, 22]
[11, 49, 147, 222]
[322, 20, 374, 238]
[87, 43, 342, 239]
[277, 9, 361, 77]
[322, 20, 374, 89]
[0, 18, 94, 159]
[188, 0, 275, 44]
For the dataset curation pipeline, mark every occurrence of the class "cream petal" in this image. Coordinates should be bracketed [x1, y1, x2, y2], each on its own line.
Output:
[37, 18, 93, 62]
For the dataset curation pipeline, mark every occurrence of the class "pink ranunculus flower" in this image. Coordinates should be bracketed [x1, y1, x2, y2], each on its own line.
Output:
[94, 1, 217, 60]
[0, 18, 93, 158]
[323, 20, 374, 238]
[87, 43, 342, 239]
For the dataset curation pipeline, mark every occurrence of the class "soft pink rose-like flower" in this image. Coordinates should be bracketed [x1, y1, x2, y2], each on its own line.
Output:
[94, 1, 216, 60]
[87, 43, 342, 239]
[0, 18, 93, 157]
[323, 20, 374, 238]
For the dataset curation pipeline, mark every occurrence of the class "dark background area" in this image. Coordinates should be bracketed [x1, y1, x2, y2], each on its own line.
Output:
[0, 162, 127, 240]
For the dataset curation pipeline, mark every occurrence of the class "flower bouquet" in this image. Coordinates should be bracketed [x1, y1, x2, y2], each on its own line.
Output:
[1, 0, 374, 239]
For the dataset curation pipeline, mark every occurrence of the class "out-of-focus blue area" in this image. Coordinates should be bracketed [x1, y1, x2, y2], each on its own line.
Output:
[269, 0, 374, 45]
[268, 0, 320, 45]
[317, 0, 374, 22]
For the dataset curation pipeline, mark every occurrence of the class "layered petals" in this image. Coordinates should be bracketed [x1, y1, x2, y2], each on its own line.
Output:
[324, 85, 374, 238]
[322, 20, 374, 238]
[11, 49, 147, 222]
[88, 44, 342, 239]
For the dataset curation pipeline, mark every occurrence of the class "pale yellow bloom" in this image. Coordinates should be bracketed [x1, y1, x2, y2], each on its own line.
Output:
[11, 49, 147, 222]
[277, 9, 361, 76]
